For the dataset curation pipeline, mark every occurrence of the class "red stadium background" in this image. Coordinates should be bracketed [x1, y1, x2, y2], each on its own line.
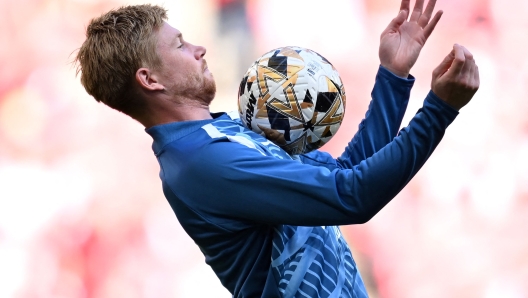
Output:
[1, 0, 528, 297]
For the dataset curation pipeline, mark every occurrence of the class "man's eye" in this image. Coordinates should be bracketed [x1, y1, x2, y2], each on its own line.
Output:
[177, 43, 184, 49]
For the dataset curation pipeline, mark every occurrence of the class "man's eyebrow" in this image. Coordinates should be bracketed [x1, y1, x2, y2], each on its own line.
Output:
[172, 33, 182, 45]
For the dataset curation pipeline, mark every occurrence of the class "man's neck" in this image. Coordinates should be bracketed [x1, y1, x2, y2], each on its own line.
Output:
[138, 100, 213, 128]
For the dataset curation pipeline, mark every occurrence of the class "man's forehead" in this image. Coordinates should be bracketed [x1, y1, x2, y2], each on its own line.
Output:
[158, 22, 182, 45]
[161, 22, 181, 36]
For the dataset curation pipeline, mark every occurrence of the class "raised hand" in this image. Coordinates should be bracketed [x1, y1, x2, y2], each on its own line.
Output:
[379, 0, 443, 78]
[431, 44, 480, 110]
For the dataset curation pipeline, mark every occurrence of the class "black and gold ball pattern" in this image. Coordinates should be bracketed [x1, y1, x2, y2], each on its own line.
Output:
[238, 46, 346, 155]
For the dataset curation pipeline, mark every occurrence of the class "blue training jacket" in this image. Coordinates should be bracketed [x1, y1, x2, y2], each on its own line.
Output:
[146, 66, 459, 297]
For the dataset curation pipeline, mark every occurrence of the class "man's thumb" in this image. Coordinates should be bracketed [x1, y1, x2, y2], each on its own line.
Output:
[388, 10, 408, 30]
[432, 47, 456, 79]
[381, 10, 407, 37]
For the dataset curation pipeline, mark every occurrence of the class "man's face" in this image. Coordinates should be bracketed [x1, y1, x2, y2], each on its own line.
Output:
[154, 22, 216, 104]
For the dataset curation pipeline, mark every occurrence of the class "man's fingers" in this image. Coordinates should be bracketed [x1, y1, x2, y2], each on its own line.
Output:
[422, 0, 437, 20]
[409, 0, 425, 22]
[399, 0, 411, 14]
[466, 57, 476, 86]
[460, 47, 474, 82]
[462, 46, 474, 61]
[464, 49, 480, 90]
[464, 60, 480, 96]
[445, 44, 466, 77]
[473, 65, 480, 89]
[423, 10, 443, 39]
[418, 0, 438, 27]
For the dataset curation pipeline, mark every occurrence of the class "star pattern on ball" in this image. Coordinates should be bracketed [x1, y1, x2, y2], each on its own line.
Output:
[239, 46, 347, 155]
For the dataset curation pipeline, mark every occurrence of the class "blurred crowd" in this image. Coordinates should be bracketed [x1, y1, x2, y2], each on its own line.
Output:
[0, 0, 527, 297]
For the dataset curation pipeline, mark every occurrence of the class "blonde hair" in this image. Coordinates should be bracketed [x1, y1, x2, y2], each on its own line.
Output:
[75, 4, 167, 115]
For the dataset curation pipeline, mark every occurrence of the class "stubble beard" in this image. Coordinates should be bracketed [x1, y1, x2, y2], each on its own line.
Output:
[178, 71, 216, 106]
[201, 73, 216, 106]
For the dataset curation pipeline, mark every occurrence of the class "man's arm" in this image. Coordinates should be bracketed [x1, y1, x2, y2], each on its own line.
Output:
[335, 67, 413, 167]
[163, 92, 456, 227]
[302, 0, 443, 168]
[300, 67, 413, 169]
[161, 46, 478, 228]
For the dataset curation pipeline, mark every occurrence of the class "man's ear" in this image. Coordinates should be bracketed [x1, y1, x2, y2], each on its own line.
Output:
[135, 68, 165, 91]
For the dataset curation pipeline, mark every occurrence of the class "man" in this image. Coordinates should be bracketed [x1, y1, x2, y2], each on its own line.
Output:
[75, 0, 479, 297]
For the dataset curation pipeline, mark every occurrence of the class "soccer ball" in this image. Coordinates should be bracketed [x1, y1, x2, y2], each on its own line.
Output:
[238, 46, 346, 155]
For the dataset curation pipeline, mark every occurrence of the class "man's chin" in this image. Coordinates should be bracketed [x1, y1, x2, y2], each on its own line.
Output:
[203, 81, 216, 105]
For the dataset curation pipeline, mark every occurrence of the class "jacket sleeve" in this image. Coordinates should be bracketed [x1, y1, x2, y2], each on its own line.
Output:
[160, 92, 458, 228]
[300, 65, 414, 169]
